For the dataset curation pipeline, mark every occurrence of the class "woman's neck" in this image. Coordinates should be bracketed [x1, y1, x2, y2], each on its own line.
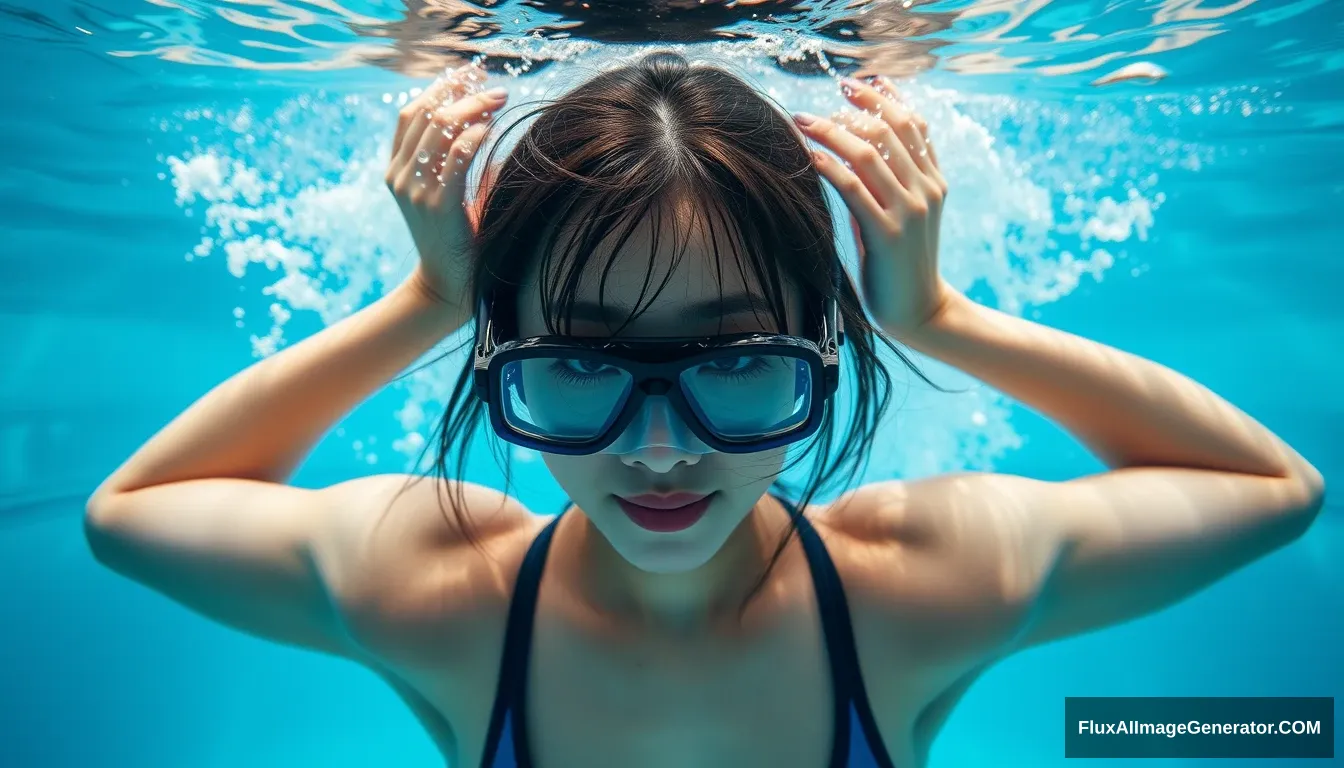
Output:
[559, 494, 795, 636]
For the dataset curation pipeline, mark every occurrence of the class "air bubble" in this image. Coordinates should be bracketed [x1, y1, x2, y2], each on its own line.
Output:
[417, 149, 430, 164]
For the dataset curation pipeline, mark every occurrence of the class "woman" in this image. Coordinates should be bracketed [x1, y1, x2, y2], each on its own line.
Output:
[85, 52, 1325, 768]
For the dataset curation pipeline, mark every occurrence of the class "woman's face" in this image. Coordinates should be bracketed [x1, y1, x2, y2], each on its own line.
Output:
[515, 212, 805, 574]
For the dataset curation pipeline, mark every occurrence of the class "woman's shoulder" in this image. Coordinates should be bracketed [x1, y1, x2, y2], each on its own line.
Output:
[335, 476, 553, 664]
[805, 479, 1031, 673]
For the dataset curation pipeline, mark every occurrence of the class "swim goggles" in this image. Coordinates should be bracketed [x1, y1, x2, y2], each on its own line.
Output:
[471, 293, 844, 455]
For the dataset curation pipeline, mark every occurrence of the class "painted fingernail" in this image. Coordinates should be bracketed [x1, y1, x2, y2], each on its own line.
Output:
[840, 77, 864, 91]
[483, 86, 508, 100]
[793, 112, 817, 127]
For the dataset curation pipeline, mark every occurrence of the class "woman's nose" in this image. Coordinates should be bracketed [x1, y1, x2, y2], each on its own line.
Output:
[614, 396, 706, 472]
[622, 444, 701, 473]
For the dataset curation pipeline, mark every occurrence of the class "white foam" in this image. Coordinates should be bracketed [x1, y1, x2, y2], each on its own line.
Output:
[1080, 192, 1154, 243]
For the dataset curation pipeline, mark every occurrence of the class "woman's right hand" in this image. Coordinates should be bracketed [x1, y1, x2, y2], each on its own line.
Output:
[386, 63, 508, 307]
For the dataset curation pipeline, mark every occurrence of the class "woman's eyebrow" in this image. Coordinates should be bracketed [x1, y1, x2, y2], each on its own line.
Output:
[569, 292, 773, 323]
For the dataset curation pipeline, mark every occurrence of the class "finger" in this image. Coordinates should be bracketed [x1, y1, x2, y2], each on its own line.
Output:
[392, 76, 454, 164]
[418, 105, 467, 181]
[924, 130, 943, 181]
[807, 145, 887, 238]
[916, 113, 941, 170]
[832, 111, 921, 196]
[417, 118, 496, 251]
[406, 98, 501, 209]
[795, 112, 904, 210]
[902, 109, 948, 197]
[438, 119, 495, 209]
[888, 103, 937, 180]
[400, 88, 504, 190]
[392, 79, 453, 171]
[400, 107, 452, 193]
[866, 77, 939, 179]
[843, 76, 937, 185]
[393, 63, 487, 168]
[434, 89, 505, 174]
[924, 139, 947, 198]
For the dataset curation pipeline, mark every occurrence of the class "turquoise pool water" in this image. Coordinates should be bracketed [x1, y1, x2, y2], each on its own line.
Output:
[1, 1, 1339, 765]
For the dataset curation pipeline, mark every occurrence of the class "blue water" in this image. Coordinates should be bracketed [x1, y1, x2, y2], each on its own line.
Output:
[1, 1, 1340, 765]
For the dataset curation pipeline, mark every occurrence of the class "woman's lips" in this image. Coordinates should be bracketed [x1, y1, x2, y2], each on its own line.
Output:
[620, 492, 709, 509]
[615, 492, 715, 533]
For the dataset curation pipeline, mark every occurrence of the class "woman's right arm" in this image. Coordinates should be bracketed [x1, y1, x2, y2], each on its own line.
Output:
[84, 277, 465, 658]
[84, 65, 514, 659]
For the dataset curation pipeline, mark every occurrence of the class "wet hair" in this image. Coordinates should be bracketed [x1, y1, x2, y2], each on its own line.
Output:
[405, 50, 947, 611]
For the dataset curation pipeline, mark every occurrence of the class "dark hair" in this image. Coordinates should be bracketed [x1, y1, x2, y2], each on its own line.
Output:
[404, 50, 948, 611]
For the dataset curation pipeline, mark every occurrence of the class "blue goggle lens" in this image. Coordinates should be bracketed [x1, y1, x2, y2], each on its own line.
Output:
[497, 354, 814, 445]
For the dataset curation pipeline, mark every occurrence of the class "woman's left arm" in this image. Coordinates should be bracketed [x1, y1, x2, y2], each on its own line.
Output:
[896, 278, 1324, 651]
[902, 288, 1324, 485]
[799, 76, 1325, 654]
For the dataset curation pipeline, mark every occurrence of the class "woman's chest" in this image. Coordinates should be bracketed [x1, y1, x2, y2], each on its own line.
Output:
[436, 600, 924, 768]
[522, 609, 836, 768]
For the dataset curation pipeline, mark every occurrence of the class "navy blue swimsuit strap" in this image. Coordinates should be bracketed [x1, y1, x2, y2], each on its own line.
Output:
[789, 501, 898, 768]
[479, 511, 563, 768]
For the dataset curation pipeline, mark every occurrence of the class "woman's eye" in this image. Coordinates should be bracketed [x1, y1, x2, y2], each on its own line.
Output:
[707, 357, 748, 372]
[567, 359, 611, 374]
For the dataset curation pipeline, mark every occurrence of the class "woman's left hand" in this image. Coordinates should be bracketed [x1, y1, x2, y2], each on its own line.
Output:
[795, 76, 960, 342]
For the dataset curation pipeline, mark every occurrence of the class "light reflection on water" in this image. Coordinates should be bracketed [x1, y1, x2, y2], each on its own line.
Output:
[2, 0, 1337, 85]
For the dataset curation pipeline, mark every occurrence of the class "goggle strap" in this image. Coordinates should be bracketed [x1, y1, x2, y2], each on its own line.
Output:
[831, 260, 847, 347]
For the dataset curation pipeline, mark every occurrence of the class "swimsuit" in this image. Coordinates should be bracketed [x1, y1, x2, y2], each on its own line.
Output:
[480, 493, 899, 768]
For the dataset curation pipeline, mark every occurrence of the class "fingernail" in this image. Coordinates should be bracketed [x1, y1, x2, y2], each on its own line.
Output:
[793, 112, 817, 127]
[839, 77, 864, 91]
[483, 86, 508, 100]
